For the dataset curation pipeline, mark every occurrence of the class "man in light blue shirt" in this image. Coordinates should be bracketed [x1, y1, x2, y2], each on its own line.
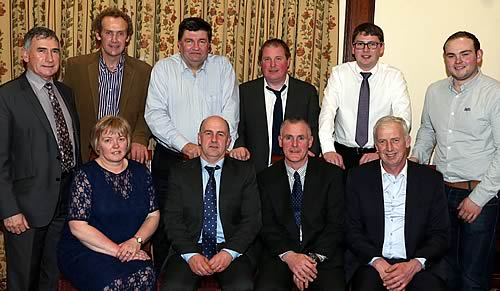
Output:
[145, 17, 239, 273]
[160, 116, 261, 291]
[346, 116, 449, 291]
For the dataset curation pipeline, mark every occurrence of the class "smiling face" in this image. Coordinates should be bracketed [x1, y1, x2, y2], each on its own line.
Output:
[178, 30, 210, 71]
[261, 45, 290, 87]
[444, 37, 482, 88]
[279, 120, 313, 170]
[96, 16, 130, 59]
[198, 116, 231, 164]
[97, 130, 129, 164]
[352, 33, 384, 71]
[375, 121, 410, 175]
[23, 36, 60, 80]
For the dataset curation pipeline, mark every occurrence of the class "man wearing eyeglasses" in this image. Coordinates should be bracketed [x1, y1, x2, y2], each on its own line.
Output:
[319, 23, 411, 170]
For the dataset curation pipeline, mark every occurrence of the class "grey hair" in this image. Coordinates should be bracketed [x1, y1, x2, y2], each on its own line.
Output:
[23, 27, 59, 50]
[373, 115, 409, 140]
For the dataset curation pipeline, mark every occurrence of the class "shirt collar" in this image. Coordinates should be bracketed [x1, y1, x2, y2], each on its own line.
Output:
[380, 159, 408, 180]
[448, 69, 482, 93]
[180, 53, 210, 73]
[264, 74, 290, 91]
[200, 157, 224, 170]
[354, 61, 380, 75]
[25, 69, 53, 91]
[285, 160, 308, 179]
[99, 53, 125, 72]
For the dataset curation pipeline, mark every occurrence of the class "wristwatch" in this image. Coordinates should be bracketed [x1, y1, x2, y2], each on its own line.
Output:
[134, 235, 143, 245]
[307, 252, 326, 263]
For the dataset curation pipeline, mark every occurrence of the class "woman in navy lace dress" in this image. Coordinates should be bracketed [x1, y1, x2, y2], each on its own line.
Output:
[58, 116, 159, 290]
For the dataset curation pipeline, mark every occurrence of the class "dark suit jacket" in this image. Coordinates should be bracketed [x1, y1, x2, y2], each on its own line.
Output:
[258, 158, 344, 267]
[164, 157, 262, 264]
[0, 73, 80, 227]
[235, 76, 320, 173]
[63, 52, 152, 161]
[345, 160, 449, 280]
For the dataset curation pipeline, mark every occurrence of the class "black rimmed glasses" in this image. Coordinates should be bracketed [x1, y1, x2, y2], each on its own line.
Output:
[352, 41, 383, 50]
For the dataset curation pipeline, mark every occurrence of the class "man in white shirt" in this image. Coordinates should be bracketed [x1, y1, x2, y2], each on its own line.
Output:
[319, 23, 411, 170]
[345, 116, 449, 291]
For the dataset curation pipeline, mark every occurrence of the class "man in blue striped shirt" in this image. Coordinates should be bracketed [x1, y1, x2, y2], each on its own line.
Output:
[64, 7, 152, 164]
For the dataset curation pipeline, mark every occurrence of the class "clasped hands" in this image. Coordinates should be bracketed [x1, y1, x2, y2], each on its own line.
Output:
[283, 252, 318, 291]
[188, 250, 233, 276]
[115, 237, 150, 262]
[372, 258, 422, 291]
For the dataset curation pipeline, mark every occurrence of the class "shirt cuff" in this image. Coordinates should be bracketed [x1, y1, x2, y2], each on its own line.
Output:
[279, 250, 293, 261]
[221, 248, 241, 260]
[369, 256, 381, 266]
[181, 253, 198, 263]
[415, 258, 426, 269]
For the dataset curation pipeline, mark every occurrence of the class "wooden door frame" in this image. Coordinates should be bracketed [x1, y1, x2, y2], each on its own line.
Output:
[343, 0, 376, 63]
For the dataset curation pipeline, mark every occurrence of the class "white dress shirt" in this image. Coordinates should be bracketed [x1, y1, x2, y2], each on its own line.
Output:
[319, 61, 411, 152]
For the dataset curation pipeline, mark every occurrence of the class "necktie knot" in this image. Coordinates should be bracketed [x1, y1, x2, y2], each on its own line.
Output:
[204, 165, 220, 177]
[293, 171, 301, 182]
[44, 82, 53, 91]
[266, 84, 287, 98]
[361, 72, 372, 80]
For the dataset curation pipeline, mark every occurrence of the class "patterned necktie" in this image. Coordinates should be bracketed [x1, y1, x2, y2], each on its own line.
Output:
[202, 165, 220, 259]
[291, 171, 303, 227]
[355, 72, 372, 147]
[267, 85, 287, 155]
[45, 82, 74, 173]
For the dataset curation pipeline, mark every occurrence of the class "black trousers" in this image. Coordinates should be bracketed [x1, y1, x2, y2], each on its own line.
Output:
[334, 142, 376, 170]
[255, 256, 346, 291]
[351, 265, 446, 291]
[160, 254, 254, 291]
[151, 143, 185, 274]
[5, 171, 72, 291]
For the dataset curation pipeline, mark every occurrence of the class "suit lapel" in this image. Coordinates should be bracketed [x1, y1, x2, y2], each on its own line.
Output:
[20, 75, 56, 141]
[187, 159, 204, 224]
[301, 159, 318, 244]
[273, 161, 300, 238]
[119, 56, 133, 114]
[370, 162, 386, 247]
[404, 162, 418, 255]
[88, 53, 100, 116]
[255, 78, 270, 150]
[284, 76, 298, 119]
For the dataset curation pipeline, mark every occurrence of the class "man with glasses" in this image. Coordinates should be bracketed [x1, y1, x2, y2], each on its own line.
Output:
[145, 17, 239, 274]
[319, 23, 411, 170]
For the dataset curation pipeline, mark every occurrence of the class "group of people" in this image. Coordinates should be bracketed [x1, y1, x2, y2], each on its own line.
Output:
[0, 5, 499, 291]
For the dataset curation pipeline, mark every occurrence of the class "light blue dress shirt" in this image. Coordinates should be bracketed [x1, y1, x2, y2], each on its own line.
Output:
[181, 158, 241, 262]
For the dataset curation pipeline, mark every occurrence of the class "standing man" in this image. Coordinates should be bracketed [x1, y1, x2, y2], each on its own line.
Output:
[145, 17, 239, 272]
[160, 116, 261, 291]
[319, 22, 411, 170]
[256, 118, 345, 291]
[64, 7, 151, 163]
[0, 27, 80, 290]
[346, 116, 449, 291]
[411, 31, 500, 290]
[230, 39, 320, 173]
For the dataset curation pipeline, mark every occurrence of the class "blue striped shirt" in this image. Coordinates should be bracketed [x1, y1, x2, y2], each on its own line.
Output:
[97, 54, 125, 119]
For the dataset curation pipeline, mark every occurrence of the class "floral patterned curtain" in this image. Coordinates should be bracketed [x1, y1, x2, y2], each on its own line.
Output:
[0, 0, 339, 283]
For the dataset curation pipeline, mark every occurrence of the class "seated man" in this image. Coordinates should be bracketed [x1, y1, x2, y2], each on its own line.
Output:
[256, 118, 345, 291]
[345, 116, 449, 291]
[160, 115, 261, 291]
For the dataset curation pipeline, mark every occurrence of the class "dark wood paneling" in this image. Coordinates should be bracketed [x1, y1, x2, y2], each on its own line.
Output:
[343, 0, 376, 63]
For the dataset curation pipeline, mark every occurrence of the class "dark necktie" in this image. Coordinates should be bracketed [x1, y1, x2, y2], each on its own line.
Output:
[267, 85, 287, 155]
[202, 165, 220, 259]
[291, 171, 303, 227]
[355, 72, 372, 147]
[45, 83, 74, 173]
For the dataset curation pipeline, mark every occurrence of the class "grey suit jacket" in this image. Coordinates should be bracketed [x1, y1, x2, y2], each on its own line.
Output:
[63, 52, 151, 161]
[235, 76, 320, 173]
[0, 73, 80, 227]
[164, 157, 262, 264]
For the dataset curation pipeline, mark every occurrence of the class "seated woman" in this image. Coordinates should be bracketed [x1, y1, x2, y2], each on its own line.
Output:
[58, 116, 160, 290]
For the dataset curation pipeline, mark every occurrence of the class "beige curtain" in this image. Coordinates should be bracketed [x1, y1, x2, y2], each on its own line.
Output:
[0, 0, 339, 282]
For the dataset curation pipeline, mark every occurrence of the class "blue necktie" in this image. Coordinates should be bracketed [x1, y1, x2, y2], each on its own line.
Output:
[202, 165, 220, 259]
[355, 72, 372, 147]
[267, 85, 287, 155]
[291, 171, 303, 227]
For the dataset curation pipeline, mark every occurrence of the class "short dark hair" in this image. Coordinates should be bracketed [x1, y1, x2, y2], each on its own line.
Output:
[258, 38, 291, 63]
[178, 17, 212, 43]
[24, 27, 59, 50]
[92, 7, 133, 45]
[352, 22, 384, 43]
[443, 31, 481, 53]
